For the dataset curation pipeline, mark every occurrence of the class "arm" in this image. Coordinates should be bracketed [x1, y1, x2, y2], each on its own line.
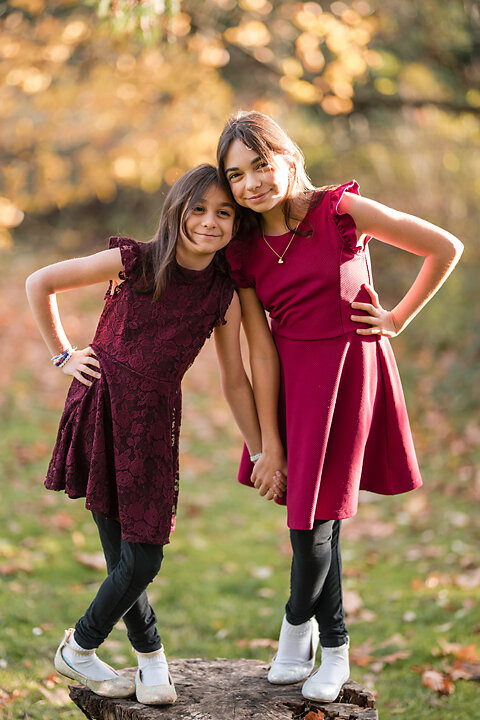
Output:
[237, 287, 287, 494]
[25, 248, 124, 385]
[214, 293, 285, 500]
[339, 193, 464, 335]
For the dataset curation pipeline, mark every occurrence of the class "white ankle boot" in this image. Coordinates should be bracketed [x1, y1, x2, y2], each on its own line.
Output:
[267, 616, 319, 685]
[302, 638, 350, 702]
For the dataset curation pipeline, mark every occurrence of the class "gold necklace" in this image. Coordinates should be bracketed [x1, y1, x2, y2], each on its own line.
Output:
[262, 221, 300, 264]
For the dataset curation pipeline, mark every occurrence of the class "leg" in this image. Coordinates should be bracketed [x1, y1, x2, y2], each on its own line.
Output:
[90, 513, 162, 653]
[74, 515, 164, 650]
[313, 520, 348, 647]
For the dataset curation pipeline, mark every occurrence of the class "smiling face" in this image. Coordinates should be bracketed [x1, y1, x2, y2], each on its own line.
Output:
[176, 183, 235, 269]
[224, 139, 292, 215]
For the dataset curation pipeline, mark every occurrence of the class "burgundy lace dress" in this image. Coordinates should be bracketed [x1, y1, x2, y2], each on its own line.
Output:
[46, 237, 235, 545]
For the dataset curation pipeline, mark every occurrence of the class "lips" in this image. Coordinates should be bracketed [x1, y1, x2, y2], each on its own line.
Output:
[246, 189, 271, 202]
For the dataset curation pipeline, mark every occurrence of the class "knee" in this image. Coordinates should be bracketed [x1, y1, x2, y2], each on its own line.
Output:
[119, 544, 164, 588]
[291, 521, 334, 559]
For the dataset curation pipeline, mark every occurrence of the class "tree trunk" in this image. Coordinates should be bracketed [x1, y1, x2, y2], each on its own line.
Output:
[69, 657, 377, 719]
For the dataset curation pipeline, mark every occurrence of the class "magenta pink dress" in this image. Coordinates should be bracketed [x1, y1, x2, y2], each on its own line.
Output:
[226, 181, 422, 530]
[46, 237, 235, 545]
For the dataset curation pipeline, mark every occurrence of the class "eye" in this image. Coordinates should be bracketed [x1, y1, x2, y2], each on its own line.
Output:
[257, 161, 269, 170]
[191, 204, 205, 213]
[218, 209, 232, 218]
[227, 172, 241, 182]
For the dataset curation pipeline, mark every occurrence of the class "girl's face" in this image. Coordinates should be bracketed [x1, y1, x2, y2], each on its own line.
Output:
[224, 139, 292, 214]
[178, 184, 235, 265]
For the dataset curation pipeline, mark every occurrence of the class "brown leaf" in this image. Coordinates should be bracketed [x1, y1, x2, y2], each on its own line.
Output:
[437, 640, 479, 663]
[235, 638, 278, 650]
[74, 552, 106, 571]
[305, 711, 325, 720]
[448, 660, 480, 681]
[421, 669, 455, 695]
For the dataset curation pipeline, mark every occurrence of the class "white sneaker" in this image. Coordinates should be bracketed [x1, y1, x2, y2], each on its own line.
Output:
[301, 639, 350, 702]
[267, 616, 319, 685]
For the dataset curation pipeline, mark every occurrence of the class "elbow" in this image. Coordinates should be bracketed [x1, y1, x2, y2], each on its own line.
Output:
[444, 235, 464, 268]
[26, 269, 51, 297]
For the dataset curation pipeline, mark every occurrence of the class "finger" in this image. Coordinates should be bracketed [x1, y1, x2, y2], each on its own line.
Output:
[362, 283, 379, 307]
[350, 314, 377, 325]
[84, 357, 101, 369]
[80, 365, 101, 379]
[350, 302, 377, 313]
[356, 326, 381, 335]
[74, 371, 92, 386]
[85, 346, 97, 356]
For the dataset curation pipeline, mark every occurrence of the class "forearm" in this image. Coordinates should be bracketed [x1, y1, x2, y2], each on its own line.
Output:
[250, 353, 283, 454]
[26, 275, 72, 356]
[221, 376, 262, 456]
[391, 241, 463, 332]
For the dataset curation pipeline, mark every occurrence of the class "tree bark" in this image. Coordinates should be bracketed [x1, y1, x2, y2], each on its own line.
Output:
[69, 657, 378, 720]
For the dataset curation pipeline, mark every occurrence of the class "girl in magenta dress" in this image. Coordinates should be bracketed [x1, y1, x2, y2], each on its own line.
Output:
[216, 111, 463, 702]
[26, 164, 282, 706]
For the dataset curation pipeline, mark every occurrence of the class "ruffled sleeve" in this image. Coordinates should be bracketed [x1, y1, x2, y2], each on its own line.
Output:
[225, 239, 254, 288]
[108, 236, 142, 278]
[330, 180, 371, 254]
[216, 277, 236, 328]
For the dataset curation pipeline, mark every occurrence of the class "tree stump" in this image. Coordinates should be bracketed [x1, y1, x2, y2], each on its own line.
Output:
[69, 658, 378, 720]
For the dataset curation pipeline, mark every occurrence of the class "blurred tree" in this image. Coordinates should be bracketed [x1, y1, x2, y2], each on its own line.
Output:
[0, 0, 479, 247]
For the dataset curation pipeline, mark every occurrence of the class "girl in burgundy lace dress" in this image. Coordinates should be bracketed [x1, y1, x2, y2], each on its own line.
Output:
[216, 111, 463, 703]
[26, 164, 284, 706]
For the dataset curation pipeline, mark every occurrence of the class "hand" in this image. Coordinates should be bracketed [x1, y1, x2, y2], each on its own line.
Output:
[350, 283, 398, 337]
[251, 449, 288, 501]
[62, 346, 101, 387]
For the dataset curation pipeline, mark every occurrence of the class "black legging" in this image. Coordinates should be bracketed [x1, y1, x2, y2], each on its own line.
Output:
[286, 519, 348, 648]
[74, 513, 164, 653]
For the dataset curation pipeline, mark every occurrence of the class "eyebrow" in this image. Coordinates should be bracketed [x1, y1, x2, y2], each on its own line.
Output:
[225, 155, 262, 175]
[196, 198, 235, 209]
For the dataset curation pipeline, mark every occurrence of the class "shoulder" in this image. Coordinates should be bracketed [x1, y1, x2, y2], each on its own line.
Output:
[108, 236, 146, 277]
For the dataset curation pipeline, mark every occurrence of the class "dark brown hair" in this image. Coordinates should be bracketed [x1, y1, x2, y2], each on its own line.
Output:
[137, 164, 235, 300]
[216, 110, 336, 235]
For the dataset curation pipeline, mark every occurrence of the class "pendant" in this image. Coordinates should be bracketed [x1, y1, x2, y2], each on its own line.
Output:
[278, 258, 284, 264]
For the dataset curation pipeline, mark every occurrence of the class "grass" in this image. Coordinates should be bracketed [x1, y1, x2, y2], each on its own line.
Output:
[0, 248, 479, 719]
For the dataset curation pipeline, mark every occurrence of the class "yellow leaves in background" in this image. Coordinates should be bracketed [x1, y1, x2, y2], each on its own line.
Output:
[224, 20, 271, 48]
[0, 3, 234, 215]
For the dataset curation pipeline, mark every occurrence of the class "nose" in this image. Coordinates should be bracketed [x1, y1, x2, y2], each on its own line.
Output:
[201, 211, 217, 228]
[245, 171, 261, 192]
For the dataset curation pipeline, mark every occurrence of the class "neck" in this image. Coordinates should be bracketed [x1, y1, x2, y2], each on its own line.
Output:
[175, 248, 214, 271]
[260, 202, 289, 236]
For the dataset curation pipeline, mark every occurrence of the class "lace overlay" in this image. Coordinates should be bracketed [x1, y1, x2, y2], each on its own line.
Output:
[46, 237, 235, 545]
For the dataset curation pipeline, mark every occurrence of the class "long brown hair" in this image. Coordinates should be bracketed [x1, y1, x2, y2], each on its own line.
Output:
[137, 164, 235, 300]
[217, 111, 336, 235]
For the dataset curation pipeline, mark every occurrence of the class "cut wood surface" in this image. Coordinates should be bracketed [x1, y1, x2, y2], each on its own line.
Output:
[69, 657, 378, 720]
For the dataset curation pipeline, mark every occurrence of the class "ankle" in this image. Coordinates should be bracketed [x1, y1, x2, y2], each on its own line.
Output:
[135, 646, 170, 687]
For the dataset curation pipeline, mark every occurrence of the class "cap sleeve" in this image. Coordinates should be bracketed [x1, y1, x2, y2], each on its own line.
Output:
[226, 239, 254, 288]
[216, 277, 236, 329]
[330, 180, 371, 254]
[108, 236, 142, 278]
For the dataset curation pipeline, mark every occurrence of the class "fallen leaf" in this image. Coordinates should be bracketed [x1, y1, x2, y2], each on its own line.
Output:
[421, 669, 455, 695]
[235, 638, 278, 650]
[448, 660, 480, 681]
[305, 711, 325, 720]
[74, 552, 106, 571]
[437, 640, 479, 662]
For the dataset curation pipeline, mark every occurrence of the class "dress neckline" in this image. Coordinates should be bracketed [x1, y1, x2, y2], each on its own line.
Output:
[262, 191, 317, 239]
[174, 257, 215, 281]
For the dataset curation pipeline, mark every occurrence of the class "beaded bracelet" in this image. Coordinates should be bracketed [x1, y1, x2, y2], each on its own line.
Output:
[52, 347, 77, 368]
[250, 452, 262, 463]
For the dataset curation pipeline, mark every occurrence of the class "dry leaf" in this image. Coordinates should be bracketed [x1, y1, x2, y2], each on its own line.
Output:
[421, 669, 455, 695]
[235, 637, 278, 650]
[74, 552, 106, 571]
